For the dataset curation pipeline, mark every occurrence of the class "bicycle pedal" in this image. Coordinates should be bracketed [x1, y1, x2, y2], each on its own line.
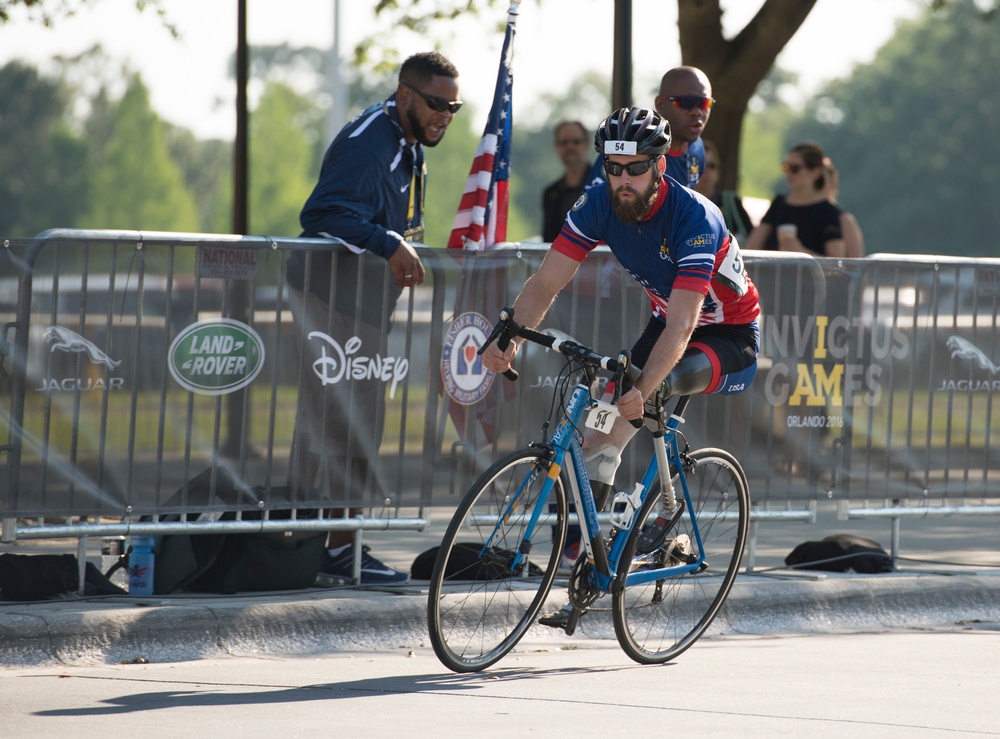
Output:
[538, 605, 571, 629]
[538, 604, 583, 635]
[564, 608, 582, 636]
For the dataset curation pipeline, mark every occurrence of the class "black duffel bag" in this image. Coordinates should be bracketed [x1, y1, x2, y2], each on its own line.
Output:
[150, 467, 326, 595]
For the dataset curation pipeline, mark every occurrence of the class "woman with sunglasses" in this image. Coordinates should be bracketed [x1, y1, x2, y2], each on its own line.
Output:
[744, 142, 845, 257]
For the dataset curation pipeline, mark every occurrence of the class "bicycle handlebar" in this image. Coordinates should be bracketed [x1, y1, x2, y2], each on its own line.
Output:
[478, 307, 645, 428]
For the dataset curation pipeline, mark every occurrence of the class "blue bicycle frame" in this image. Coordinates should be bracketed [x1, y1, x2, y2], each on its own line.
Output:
[496, 379, 705, 589]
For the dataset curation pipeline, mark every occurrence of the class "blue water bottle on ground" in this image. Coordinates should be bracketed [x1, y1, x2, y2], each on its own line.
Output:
[128, 536, 156, 595]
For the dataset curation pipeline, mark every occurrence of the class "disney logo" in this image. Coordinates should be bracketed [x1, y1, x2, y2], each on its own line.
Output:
[308, 332, 409, 399]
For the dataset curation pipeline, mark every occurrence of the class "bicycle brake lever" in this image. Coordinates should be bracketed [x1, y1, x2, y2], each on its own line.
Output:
[615, 350, 644, 428]
[496, 333, 519, 381]
[478, 307, 519, 381]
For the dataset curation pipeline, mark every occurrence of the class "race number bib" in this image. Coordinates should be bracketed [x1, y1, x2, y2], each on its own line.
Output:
[714, 237, 748, 296]
[585, 399, 620, 433]
[604, 140, 637, 155]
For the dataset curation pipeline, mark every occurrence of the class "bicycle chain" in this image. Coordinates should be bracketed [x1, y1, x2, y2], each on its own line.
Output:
[566, 542, 676, 613]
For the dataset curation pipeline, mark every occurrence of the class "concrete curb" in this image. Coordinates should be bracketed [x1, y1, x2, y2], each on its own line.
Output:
[2, 572, 999, 666]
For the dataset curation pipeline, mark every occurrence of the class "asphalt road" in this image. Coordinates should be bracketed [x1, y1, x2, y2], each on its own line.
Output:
[3, 628, 999, 738]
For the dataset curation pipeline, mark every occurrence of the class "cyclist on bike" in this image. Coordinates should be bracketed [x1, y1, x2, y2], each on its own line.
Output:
[482, 108, 761, 625]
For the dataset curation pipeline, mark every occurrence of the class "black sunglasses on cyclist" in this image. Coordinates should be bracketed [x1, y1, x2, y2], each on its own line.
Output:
[402, 82, 463, 114]
[604, 157, 658, 177]
[667, 95, 715, 111]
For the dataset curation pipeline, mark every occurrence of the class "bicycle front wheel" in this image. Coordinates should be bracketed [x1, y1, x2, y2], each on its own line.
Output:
[612, 447, 749, 665]
[428, 447, 569, 672]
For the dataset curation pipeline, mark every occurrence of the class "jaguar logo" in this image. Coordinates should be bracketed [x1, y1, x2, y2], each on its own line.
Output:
[947, 336, 999, 375]
[43, 326, 120, 369]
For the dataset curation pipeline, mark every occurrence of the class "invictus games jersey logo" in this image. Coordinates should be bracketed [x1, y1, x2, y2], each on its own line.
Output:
[168, 319, 265, 395]
[571, 192, 588, 210]
[686, 233, 717, 248]
[441, 312, 495, 406]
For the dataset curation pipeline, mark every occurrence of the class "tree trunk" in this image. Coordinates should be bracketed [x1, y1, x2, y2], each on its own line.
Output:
[677, 0, 818, 191]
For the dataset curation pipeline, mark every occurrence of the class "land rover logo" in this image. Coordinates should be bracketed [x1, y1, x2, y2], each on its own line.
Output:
[168, 319, 265, 395]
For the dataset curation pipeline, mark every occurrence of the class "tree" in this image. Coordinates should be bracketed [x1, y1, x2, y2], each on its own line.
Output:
[676, 0, 818, 192]
[80, 74, 200, 235]
[360, 0, 817, 194]
[248, 81, 317, 237]
[166, 126, 232, 234]
[0, 61, 88, 236]
[785, 1, 1000, 256]
[0, 0, 173, 29]
[235, 43, 534, 246]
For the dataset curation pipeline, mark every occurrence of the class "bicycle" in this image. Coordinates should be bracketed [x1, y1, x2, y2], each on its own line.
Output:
[427, 307, 751, 672]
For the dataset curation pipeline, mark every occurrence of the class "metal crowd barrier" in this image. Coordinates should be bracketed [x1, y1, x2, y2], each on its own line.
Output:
[2, 232, 999, 558]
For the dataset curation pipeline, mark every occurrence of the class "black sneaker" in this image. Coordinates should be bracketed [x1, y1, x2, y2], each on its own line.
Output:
[316, 544, 409, 586]
[635, 501, 685, 554]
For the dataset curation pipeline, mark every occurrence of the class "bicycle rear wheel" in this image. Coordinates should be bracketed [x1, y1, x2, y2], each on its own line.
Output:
[428, 448, 569, 672]
[612, 447, 749, 664]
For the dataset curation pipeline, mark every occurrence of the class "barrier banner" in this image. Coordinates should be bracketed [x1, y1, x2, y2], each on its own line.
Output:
[1, 233, 998, 523]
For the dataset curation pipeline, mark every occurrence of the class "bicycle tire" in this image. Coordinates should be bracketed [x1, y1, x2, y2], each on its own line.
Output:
[428, 447, 569, 672]
[612, 447, 749, 665]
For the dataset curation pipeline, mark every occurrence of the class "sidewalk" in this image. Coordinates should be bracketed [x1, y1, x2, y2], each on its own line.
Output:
[2, 502, 999, 667]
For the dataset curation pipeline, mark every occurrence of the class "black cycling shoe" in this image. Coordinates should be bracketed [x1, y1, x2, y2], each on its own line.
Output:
[538, 603, 583, 635]
[538, 604, 572, 628]
[635, 501, 685, 554]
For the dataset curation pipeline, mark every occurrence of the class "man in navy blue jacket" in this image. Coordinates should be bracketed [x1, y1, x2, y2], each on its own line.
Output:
[287, 52, 461, 584]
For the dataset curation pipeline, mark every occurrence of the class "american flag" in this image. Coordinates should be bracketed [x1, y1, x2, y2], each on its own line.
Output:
[447, 4, 517, 250]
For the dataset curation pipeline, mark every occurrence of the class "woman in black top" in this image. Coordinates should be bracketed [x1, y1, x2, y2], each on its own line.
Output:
[744, 142, 845, 257]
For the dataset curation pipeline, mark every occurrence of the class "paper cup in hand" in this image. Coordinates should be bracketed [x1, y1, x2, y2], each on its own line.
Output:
[777, 224, 797, 238]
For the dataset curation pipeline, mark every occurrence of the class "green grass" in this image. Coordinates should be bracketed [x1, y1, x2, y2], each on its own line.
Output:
[6, 383, 445, 463]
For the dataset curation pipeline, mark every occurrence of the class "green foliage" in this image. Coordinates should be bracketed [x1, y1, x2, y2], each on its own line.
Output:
[0, 0, 176, 32]
[80, 75, 200, 235]
[166, 127, 232, 234]
[506, 71, 612, 241]
[0, 61, 88, 236]
[738, 105, 794, 200]
[783, 0, 1000, 256]
[5, 1, 998, 260]
[249, 82, 317, 237]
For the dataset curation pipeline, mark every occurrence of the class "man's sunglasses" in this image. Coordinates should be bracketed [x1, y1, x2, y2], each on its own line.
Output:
[666, 95, 715, 111]
[782, 162, 804, 174]
[603, 157, 658, 177]
[402, 82, 463, 114]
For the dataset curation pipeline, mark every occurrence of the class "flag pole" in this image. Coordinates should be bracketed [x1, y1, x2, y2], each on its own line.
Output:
[447, 1, 519, 251]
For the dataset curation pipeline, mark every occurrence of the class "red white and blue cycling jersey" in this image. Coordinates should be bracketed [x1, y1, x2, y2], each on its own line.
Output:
[552, 175, 760, 328]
